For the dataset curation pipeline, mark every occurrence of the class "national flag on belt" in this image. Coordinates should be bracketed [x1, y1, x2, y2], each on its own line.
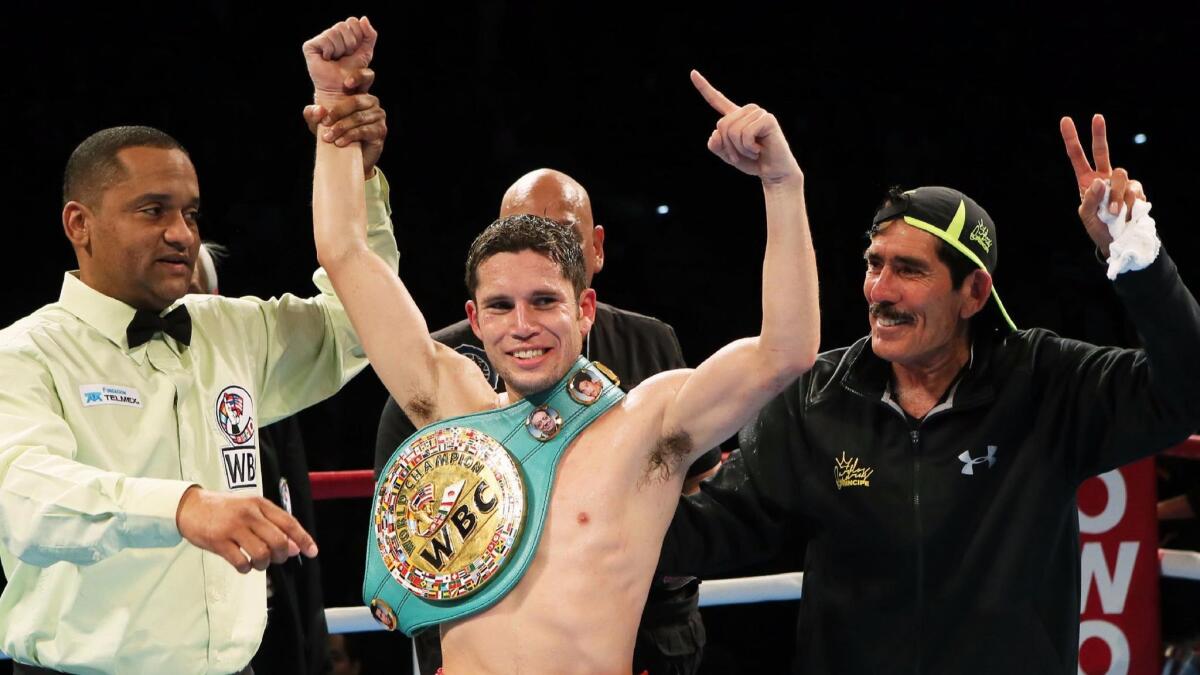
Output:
[440, 480, 464, 510]
[411, 483, 435, 509]
[410, 480, 466, 538]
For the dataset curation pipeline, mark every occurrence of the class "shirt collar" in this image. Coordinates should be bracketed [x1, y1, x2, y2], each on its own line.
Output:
[837, 333, 999, 410]
[57, 272, 187, 353]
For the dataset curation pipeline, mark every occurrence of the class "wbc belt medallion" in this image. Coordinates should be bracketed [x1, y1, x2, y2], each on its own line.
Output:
[374, 426, 525, 600]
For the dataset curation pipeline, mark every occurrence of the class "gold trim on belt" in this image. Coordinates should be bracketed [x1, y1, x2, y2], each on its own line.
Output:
[374, 426, 525, 600]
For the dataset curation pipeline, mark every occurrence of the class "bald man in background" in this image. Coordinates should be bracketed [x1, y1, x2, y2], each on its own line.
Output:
[375, 168, 719, 675]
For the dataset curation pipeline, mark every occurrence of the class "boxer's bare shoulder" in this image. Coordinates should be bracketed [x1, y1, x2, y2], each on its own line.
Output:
[397, 342, 500, 426]
[496, 367, 700, 494]
[631, 368, 700, 480]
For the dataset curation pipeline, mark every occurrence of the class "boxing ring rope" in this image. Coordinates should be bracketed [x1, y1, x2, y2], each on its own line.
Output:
[322, 556, 1200, 634]
[1160, 549, 1200, 582]
[1162, 435, 1200, 461]
[324, 571, 810, 634]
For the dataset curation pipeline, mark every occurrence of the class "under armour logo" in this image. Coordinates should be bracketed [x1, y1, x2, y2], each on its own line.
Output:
[958, 445, 998, 475]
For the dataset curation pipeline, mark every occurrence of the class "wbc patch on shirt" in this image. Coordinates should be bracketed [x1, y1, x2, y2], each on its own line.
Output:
[215, 385, 256, 446]
[79, 384, 143, 408]
[221, 446, 257, 490]
[215, 385, 258, 490]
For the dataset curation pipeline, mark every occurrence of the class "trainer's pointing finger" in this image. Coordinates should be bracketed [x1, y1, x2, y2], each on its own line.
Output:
[691, 69, 738, 115]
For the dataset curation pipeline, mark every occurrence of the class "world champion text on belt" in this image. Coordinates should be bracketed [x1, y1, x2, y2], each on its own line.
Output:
[374, 425, 525, 601]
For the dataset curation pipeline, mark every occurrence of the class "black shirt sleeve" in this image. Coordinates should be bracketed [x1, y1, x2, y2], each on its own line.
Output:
[1035, 250, 1200, 480]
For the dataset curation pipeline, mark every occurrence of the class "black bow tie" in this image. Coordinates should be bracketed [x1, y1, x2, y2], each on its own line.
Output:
[127, 306, 192, 348]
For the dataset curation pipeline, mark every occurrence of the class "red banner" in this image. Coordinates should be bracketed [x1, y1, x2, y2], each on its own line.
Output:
[1077, 459, 1160, 675]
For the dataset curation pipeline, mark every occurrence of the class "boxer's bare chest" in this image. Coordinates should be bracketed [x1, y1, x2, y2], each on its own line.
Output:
[539, 402, 684, 568]
[441, 396, 684, 671]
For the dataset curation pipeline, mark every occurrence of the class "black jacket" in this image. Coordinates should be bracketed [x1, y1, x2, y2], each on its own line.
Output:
[662, 251, 1200, 675]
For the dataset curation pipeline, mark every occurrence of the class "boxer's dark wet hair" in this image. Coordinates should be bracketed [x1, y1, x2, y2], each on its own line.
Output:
[465, 214, 587, 301]
[63, 126, 188, 206]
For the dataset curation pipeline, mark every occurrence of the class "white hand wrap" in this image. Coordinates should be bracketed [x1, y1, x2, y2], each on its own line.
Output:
[1098, 184, 1160, 280]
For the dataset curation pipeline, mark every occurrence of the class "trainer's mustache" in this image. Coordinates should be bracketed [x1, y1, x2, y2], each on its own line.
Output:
[869, 303, 914, 323]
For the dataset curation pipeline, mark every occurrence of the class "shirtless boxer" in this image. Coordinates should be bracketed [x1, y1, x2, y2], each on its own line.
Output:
[304, 21, 818, 674]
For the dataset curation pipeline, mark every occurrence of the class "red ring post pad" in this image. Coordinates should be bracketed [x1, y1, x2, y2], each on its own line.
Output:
[310, 470, 376, 500]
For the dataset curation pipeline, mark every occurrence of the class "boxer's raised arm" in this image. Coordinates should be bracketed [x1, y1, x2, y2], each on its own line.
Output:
[306, 18, 494, 426]
[648, 72, 819, 469]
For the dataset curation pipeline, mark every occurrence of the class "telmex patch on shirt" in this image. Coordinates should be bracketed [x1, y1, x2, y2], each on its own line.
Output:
[79, 384, 144, 409]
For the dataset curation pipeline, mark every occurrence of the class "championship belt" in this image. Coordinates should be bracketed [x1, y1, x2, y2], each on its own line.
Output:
[363, 356, 624, 635]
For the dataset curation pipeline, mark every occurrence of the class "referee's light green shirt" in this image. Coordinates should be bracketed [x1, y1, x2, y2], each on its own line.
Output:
[0, 171, 397, 674]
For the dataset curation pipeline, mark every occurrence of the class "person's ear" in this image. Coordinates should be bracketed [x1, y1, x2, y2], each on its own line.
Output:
[466, 299, 483, 340]
[63, 201, 94, 250]
[959, 269, 993, 320]
[577, 288, 597, 336]
[591, 225, 606, 274]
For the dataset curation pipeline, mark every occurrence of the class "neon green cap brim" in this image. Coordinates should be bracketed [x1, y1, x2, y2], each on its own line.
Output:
[902, 215, 1018, 332]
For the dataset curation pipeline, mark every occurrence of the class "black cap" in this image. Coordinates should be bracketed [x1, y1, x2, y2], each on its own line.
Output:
[872, 186, 1016, 332]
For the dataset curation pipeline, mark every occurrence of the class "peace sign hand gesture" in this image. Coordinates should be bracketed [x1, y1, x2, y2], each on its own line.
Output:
[1060, 114, 1147, 256]
[692, 70, 802, 185]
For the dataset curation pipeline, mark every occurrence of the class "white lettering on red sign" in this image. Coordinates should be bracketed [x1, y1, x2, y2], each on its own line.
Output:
[1079, 471, 1127, 535]
[1079, 619, 1130, 675]
[1080, 541, 1139, 614]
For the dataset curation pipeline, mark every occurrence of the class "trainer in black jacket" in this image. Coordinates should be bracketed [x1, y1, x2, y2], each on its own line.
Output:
[662, 118, 1200, 675]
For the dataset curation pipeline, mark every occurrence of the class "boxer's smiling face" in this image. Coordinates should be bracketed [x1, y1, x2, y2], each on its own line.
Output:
[466, 249, 596, 399]
[74, 146, 201, 311]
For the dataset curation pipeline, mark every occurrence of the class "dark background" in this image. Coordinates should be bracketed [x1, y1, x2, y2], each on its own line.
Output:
[3, 2, 1198, 672]
[7, 2, 1194, 464]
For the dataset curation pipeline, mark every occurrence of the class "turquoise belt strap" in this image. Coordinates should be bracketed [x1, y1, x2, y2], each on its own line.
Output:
[363, 356, 624, 635]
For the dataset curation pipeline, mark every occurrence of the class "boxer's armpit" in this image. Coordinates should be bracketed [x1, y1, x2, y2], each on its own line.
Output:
[403, 393, 437, 426]
[646, 430, 694, 483]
